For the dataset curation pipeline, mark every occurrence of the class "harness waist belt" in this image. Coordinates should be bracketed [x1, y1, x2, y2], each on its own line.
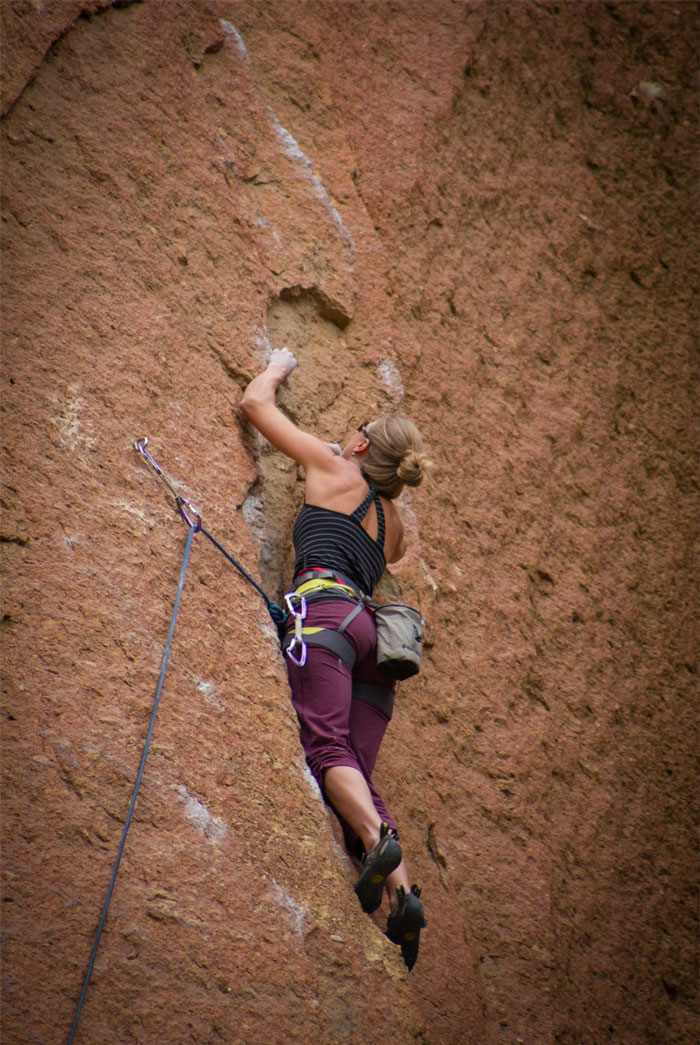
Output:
[293, 569, 367, 602]
[293, 579, 361, 605]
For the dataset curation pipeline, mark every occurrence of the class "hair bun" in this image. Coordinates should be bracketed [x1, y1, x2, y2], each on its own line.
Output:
[397, 449, 429, 487]
[360, 414, 429, 498]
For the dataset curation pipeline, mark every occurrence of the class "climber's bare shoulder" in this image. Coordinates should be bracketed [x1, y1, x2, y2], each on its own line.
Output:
[304, 455, 369, 512]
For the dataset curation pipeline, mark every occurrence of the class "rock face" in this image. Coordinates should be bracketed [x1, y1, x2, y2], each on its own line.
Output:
[1, 2, 697, 1043]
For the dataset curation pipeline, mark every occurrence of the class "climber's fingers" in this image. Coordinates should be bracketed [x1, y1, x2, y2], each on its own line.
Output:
[268, 346, 298, 376]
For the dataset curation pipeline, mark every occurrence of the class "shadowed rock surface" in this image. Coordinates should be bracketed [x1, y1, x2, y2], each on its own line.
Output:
[1, 2, 697, 1043]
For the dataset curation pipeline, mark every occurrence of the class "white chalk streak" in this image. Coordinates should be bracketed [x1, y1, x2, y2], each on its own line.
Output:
[378, 359, 404, 400]
[176, 785, 228, 844]
[269, 879, 307, 938]
[268, 110, 354, 248]
[252, 328, 272, 364]
[219, 21, 250, 63]
[220, 22, 353, 249]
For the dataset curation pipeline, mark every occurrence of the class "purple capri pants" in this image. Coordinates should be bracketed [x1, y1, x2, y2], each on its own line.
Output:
[285, 599, 398, 841]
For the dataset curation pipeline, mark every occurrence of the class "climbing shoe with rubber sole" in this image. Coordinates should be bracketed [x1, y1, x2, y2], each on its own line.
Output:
[386, 884, 426, 971]
[353, 822, 402, 914]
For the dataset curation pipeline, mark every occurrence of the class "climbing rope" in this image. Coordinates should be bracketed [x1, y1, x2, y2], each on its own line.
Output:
[199, 525, 287, 632]
[68, 439, 287, 1043]
[68, 521, 197, 1045]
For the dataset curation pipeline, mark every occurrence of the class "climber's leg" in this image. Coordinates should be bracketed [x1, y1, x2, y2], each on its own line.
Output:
[285, 601, 414, 920]
[323, 764, 383, 852]
[286, 644, 360, 781]
[386, 860, 411, 900]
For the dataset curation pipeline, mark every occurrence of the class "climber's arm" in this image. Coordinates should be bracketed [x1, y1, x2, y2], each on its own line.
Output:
[385, 500, 407, 563]
[240, 350, 335, 470]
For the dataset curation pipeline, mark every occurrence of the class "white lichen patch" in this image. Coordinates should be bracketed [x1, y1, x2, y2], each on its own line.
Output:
[378, 358, 404, 401]
[193, 677, 224, 711]
[268, 878, 307, 939]
[114, 499, 159, 532]
[631, 80, 667, 104]
[397, 489, 420, 541]
[268, 110, 354, 248]
[50, 385, 96, 451]
[219, 20, 250, 63]
[420, 557, 439, 592]
[176, 785, 228, 844]
[242, 491, 265, 536]
[260, 619, 282, 648]
[195, 678, 217, 698]
[299, 759, 324, 806]
[396, 490, 436, 589]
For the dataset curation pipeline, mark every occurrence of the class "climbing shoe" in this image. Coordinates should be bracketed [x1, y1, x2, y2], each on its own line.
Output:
[386, 884, 426, 971]
[353, 822, 402, 914]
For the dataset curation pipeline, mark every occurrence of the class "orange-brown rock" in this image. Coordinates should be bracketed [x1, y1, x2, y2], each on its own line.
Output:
[2, 2, 697, 1043]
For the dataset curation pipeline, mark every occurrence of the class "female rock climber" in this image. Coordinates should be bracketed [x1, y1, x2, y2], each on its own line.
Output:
[240, 347, 429, 970]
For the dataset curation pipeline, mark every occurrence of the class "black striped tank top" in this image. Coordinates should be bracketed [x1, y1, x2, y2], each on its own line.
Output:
[292, 486, 386, 596]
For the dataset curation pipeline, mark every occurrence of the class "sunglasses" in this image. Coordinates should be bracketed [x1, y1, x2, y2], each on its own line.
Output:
[357, 422, 370, 440]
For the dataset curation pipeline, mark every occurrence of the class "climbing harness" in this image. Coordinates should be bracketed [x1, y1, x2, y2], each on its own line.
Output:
[282, 597, 366, 669]
[282, 570, 369, 669]
[68, 439, 286, 1043]
[283, 569, 424, 681]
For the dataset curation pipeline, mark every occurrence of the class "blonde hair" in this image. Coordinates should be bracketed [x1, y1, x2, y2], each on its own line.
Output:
[361, 415, 430, 499]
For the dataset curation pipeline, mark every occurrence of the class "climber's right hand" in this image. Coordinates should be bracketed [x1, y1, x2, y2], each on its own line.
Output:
[268, 347, 298, 378]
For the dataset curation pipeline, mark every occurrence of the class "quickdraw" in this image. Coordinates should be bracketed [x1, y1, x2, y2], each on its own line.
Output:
[284, 591, 308, 666]
[134, 437, 286, 633]
[134, 436, 201, 530]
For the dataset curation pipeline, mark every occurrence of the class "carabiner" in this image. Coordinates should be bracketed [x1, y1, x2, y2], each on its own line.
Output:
[134, 436, 167, 484]
[285, 592, 307, 620]
[177, 497, 202, 532]
[285, 636, 307, 667]
[284, 592, 307, 666]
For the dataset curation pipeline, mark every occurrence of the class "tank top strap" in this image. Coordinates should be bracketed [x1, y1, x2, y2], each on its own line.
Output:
[351, 486, 376, 523]
[373, 489, 386, 548]
[351, 485, 385, 548]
